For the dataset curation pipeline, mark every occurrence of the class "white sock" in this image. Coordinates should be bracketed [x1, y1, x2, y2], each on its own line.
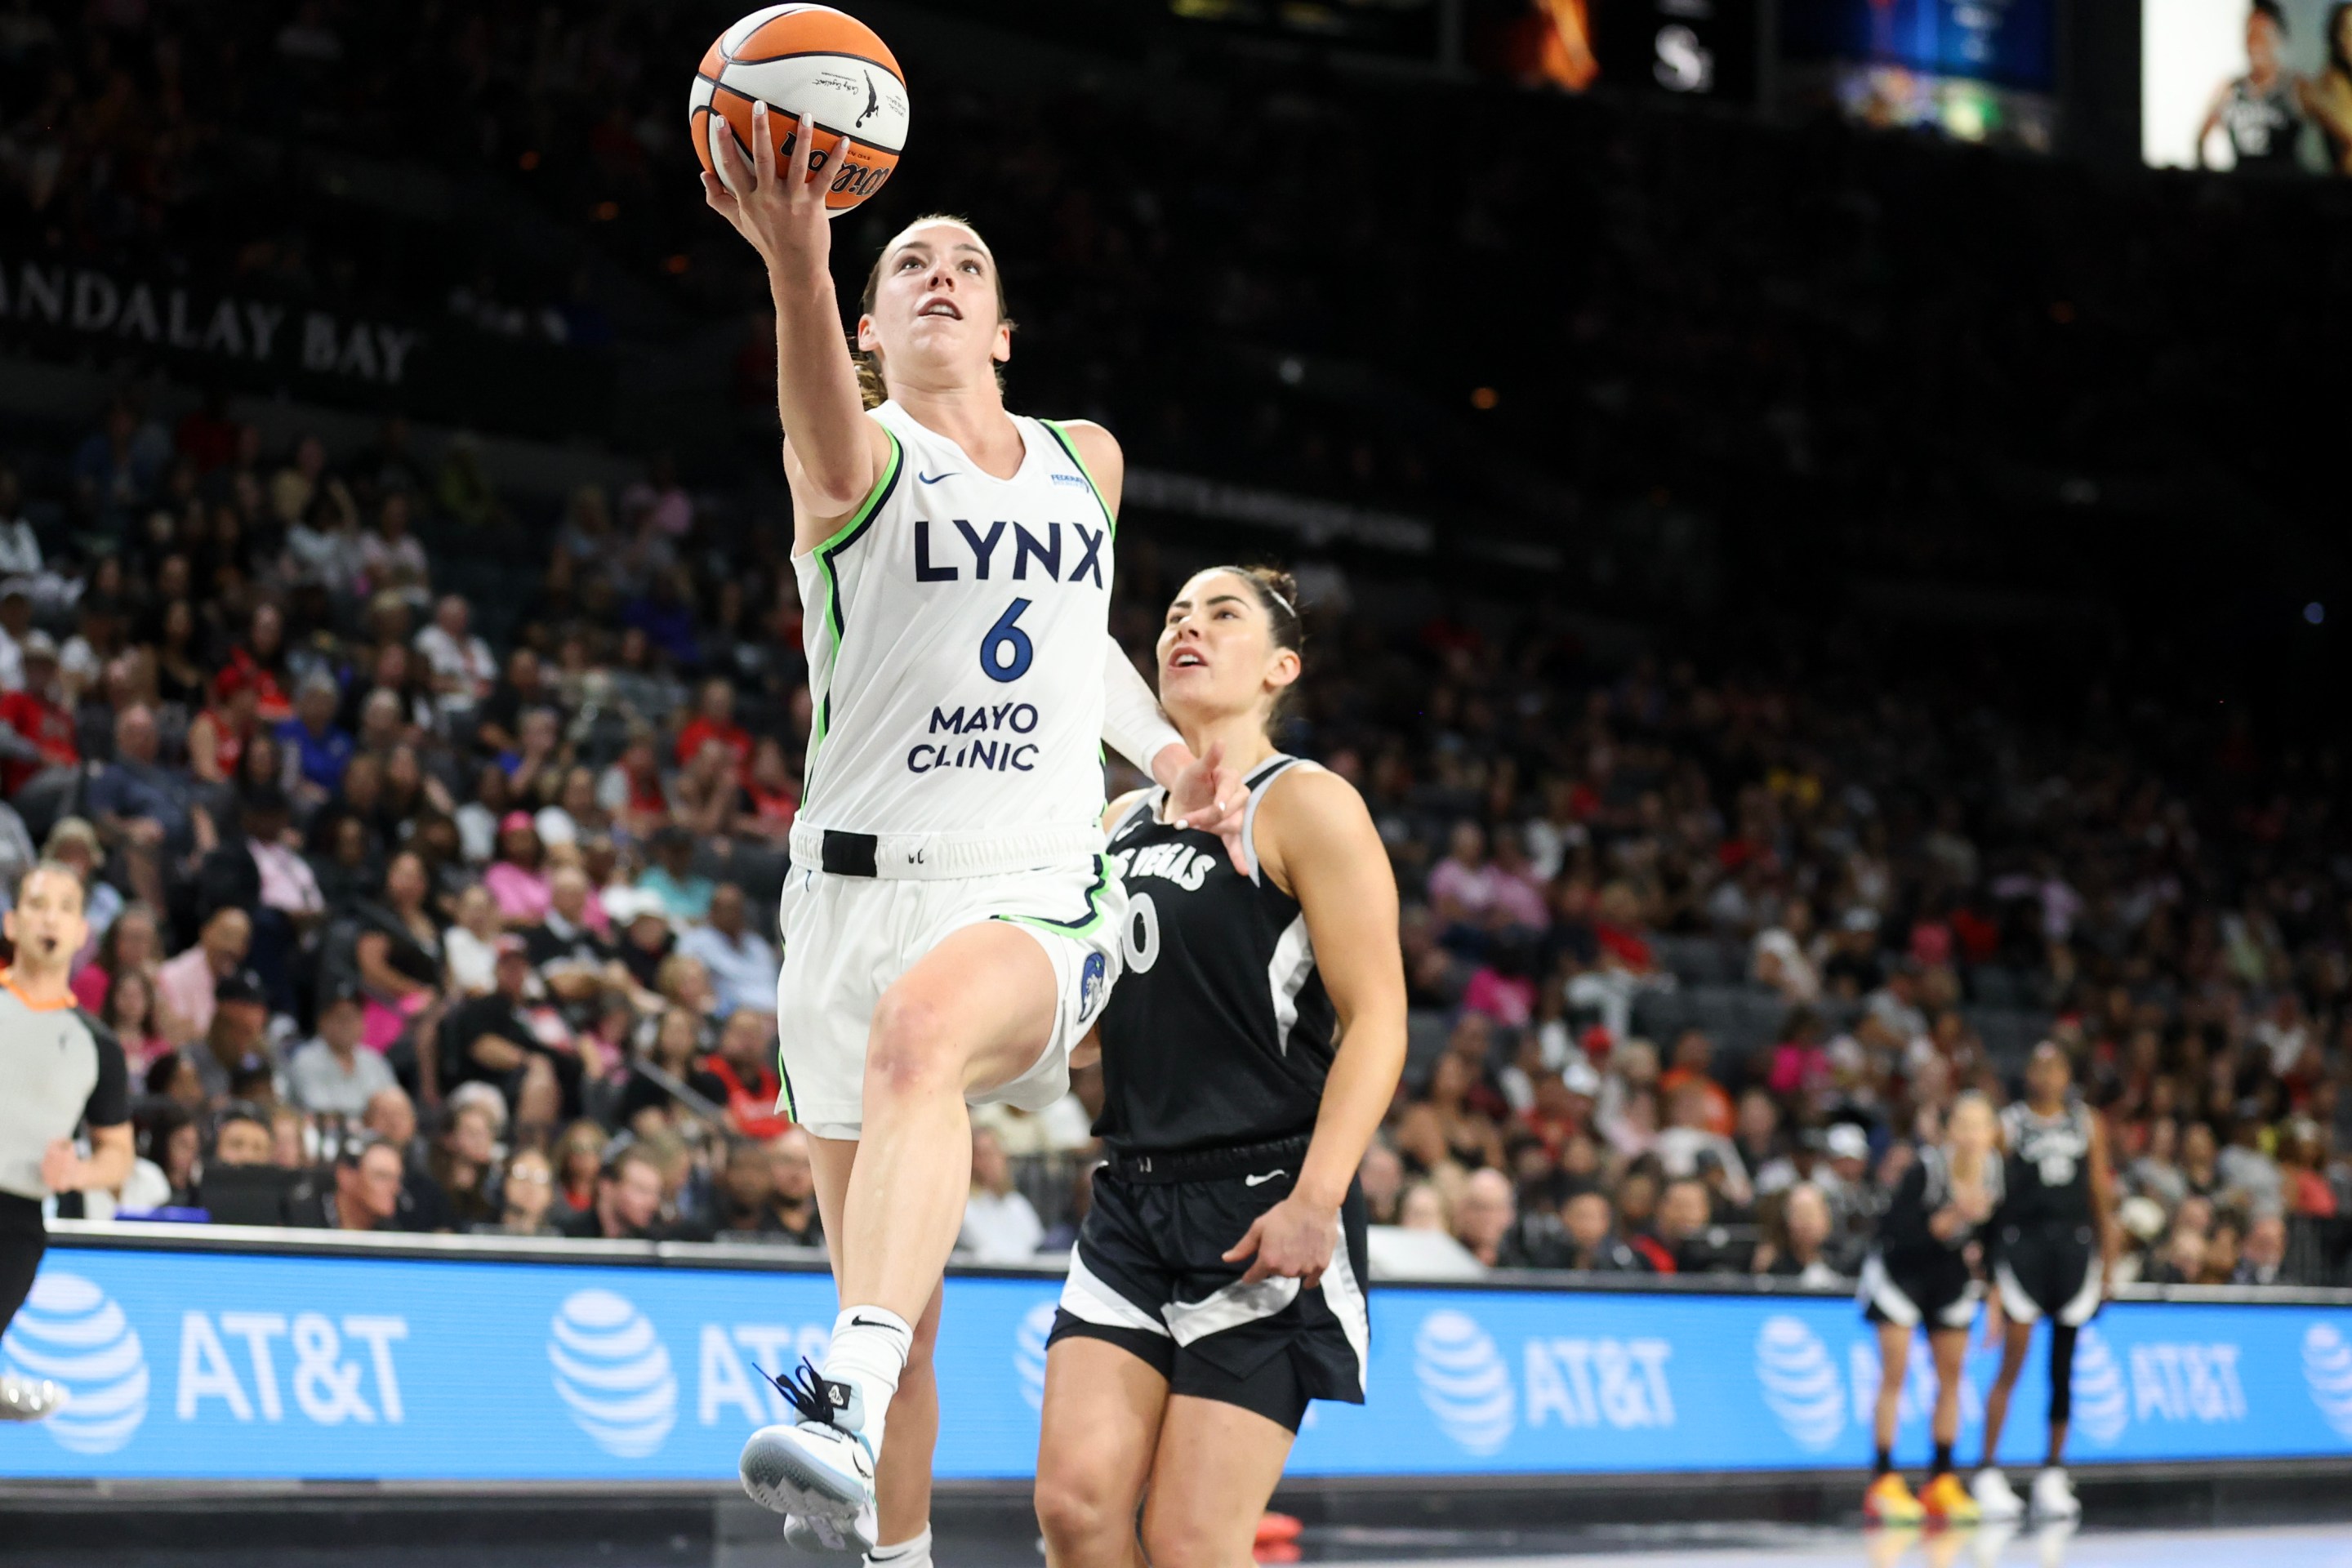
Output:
[822, 1305, 913, 1454]
[866, 1526, 933, 1568]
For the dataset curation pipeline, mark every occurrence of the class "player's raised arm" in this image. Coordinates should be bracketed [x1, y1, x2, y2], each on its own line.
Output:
[704, 99, 888, 540]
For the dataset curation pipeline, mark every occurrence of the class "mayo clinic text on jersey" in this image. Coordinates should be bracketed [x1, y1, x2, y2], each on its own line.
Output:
[908, 702, 1044, 774]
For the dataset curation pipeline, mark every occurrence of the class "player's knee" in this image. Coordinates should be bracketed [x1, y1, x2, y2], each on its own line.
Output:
[1138, 1511, 1224, 1568]
[1033, 1467, 1128, 1556]
[864, 989, 960, 1097]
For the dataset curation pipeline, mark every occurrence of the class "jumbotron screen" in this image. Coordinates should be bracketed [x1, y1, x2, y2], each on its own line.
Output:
[2143, 0, 2352, 173]
[1779, 0, 2058, 149]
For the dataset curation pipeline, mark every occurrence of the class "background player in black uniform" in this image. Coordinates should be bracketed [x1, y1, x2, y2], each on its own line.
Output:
[0, 862, 132, 1421]
[1858, 1093, 2002, 1526]
[1032, 566, 1405, 1568]
[1972, 1040, 2118, 1523]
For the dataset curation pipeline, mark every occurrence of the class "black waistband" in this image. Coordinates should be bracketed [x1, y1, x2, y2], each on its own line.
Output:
[1102, 1134, 1311, 1185]
[820, 831, 878, 878]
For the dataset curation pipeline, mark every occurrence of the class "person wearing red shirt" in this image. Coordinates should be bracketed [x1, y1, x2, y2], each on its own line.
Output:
[0, 635, 78, 794]
[674, 676, 751, 781]
[696, 1009, 789, 1141]
[742, 736, 799, 844]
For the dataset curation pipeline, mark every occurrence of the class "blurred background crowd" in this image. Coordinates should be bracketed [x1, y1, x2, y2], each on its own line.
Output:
[0, 0, 2345, 1290]
[3, 389, 2345, 1290]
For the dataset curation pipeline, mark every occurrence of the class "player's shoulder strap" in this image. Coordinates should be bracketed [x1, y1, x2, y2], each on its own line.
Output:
[1240, 754, 1323, 884]
[1107, 787, 1161, 840]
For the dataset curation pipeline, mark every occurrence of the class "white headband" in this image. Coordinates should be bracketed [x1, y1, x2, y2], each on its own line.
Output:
[1205, 566, 1295, 621]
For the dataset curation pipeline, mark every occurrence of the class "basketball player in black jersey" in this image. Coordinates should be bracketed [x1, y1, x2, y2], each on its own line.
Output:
[1971, 1041, 2117, 1522]
[1031, 566, 1405, 1568]
[1859, 1094, 2002, 1526]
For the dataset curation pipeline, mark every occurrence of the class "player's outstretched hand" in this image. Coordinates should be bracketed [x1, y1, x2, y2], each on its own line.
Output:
[703, 99, 831, 280]
[1168, 742, 1249, 872]
[1223, 1192, 1338, 1288]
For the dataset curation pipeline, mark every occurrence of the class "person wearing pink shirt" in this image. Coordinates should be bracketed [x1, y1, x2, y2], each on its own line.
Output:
[483, 812, 551, 924]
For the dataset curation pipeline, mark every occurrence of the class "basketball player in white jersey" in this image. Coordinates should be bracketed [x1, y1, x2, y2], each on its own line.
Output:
[700, 103, 1239, 1556]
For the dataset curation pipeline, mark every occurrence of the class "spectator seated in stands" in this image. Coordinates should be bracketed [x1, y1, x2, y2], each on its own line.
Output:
[316, 1137, 406, 1233]
[483, 1147, 560, 1236]
[957, 1128, 1044, 1263]
[639, 826, 713, 923]
[559, 1143, 667, 1241]
[758, 1129, 823, 1246]
[444, 934, 580, 1129]
[1557, 1186, 1649, 1272]
[1753, 1183, 1848, 1285]
[676, 881, 778, 1018]
[697, 1009, 787, 1142]
[287, 982, 398, 1116]
[157, 906, 252, 1047]
[713, 1137, 793, 1238]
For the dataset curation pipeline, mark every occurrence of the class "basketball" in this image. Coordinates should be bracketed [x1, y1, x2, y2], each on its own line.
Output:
[688, 4, 908, 216]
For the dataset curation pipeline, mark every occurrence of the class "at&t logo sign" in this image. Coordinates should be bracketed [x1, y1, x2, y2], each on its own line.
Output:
[2305, 1323, 2352, 1440]
[1753, 1316, 1843, 1451]
[1413, 1309, 1515, 1455]
[1, 1272, 148, 1454]
[549, 1289, 677, 1458]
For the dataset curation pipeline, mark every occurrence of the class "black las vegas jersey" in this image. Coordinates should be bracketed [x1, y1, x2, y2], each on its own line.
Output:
[1094, 756, 1335, 1156]
[1999, 1099, 2093, 1232]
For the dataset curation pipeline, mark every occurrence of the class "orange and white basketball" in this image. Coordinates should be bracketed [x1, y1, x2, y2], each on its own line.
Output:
[689, 5, 907, 217]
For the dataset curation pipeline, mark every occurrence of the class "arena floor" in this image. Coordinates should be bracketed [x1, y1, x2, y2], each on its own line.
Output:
[13, 1520, 2352, 1568]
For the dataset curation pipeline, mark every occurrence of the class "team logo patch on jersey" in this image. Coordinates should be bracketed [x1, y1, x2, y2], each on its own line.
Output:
[1050, 471, 1089, 488]
[1077, 951, 1108, 1024]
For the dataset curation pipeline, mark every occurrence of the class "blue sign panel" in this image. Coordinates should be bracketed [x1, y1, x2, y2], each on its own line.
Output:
[1784, 0, 2055, 90]
[3, 1247, 2349, 1480]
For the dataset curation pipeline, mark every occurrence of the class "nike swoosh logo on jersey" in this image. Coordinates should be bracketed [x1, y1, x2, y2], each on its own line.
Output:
[1244, 1169, 1288, 1187]
[915, 470, 960, 484]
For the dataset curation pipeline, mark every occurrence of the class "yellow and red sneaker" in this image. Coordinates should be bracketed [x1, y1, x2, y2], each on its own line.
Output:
[1921, 1470, 1980, 1524]
[1864, 1472, 1927, 1525]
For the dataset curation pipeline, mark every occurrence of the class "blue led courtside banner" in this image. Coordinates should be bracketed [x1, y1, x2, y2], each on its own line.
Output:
[3, 1244, 2349, 1480]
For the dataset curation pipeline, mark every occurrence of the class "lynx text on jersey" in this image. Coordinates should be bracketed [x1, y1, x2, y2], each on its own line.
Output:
[911, 519, 1107, 588]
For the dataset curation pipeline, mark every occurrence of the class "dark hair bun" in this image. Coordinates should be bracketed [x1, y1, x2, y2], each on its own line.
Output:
[1238, 565, 1304, 652]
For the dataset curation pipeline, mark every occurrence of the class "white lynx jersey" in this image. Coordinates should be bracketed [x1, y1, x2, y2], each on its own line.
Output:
[791, 399, 1116, 851]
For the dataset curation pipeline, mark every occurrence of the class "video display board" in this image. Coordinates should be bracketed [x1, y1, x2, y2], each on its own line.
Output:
[1780, 0, 2060, 149]
[2144, 0, 2352, 173]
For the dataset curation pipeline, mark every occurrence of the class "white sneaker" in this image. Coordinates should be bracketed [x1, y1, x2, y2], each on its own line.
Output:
[740, 1362, 879, 1554]
[0, 1373, 69, 1422]
[782, 1505, 881, 1556]
[1972, 1467, 2025, 1521]
[2031, 1465, 2081, 1521]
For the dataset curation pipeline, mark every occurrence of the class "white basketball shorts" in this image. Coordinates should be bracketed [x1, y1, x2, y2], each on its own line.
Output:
[773, 857, 1125, 1141]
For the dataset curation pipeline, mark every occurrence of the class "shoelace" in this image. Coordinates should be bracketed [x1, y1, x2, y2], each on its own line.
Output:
[759, 1357, 843, 1428]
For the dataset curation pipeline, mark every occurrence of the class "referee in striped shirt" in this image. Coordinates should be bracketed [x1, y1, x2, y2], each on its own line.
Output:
[1, 861, 132, 1423]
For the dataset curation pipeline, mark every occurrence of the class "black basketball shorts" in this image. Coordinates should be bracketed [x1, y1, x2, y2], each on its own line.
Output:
[0, 1192, 47, 1337]
[1993, 1223, 2101, 1326]
[1859, 1247, 1980, 1331]
[1047, 1138, 1370, 1432]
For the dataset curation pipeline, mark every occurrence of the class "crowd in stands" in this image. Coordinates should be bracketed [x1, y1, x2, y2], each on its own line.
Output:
[2, 382, 2348, 1290]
